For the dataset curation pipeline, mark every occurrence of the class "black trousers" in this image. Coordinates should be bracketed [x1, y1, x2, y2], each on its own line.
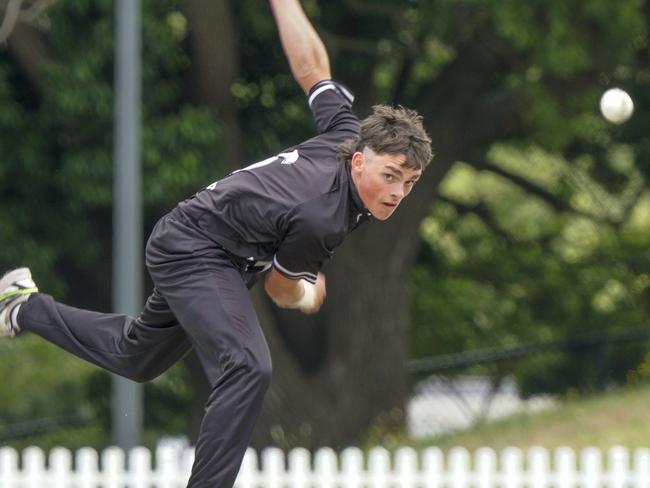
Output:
[17, 210, 272, 487]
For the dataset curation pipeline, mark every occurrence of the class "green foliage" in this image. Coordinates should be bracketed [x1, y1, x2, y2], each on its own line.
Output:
[0, 0, 217, 447]
[406, 0, 650, 398]
[411, 140, 650, 395]
[1, 0, 650, 448]
[83, 364, 193, 444]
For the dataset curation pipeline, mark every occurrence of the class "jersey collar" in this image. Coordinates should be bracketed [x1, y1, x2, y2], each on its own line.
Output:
[345, 161, 373, 226]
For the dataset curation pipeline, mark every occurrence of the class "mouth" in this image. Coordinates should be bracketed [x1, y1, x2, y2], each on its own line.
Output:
[381, 202, 398, 209]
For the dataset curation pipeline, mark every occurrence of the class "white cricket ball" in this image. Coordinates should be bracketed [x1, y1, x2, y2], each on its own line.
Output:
[599, 87, 634, 124]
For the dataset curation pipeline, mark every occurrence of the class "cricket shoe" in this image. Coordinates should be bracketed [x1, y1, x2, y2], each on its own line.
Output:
[0, 267, 38, 337]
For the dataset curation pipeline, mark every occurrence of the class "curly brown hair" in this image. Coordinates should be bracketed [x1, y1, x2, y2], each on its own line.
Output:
[337, 104, 433, 170]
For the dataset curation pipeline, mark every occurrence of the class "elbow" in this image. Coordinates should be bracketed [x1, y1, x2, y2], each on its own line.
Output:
[294, 67, 330, 94]
[263, 279, 276, 303]
[293, 59, 325, 80]
[266, 291, 294, 309]
[264, 274, 301, 308]
[291, 52, 331, 92]
[292, 50, 319, 74]
[264, 277, 290, 308]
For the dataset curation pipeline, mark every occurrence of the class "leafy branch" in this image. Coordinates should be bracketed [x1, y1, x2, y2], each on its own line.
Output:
[0, 0, 55, 43]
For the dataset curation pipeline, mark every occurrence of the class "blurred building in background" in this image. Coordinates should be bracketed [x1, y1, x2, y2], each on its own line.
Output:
[408, 375, 555, 438]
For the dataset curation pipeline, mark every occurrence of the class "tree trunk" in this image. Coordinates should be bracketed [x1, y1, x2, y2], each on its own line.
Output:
[249, 128, 467, 447]
[181, 0, 244, 442]
[182, 0, 242, 172]
[5, 22, 49, 99]
[249, 28, 520, 448]
[180, 6, 520, 447]
[252, 225, 417, 448]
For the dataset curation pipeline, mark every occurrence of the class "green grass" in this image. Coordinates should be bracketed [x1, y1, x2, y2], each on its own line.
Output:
[399, 382, 650, 452]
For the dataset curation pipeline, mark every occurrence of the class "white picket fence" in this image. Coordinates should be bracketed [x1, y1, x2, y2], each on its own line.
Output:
[2, 445, 650, 487]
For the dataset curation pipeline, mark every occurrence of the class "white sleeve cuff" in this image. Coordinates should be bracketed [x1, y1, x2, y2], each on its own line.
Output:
[272, 255, 318, 284]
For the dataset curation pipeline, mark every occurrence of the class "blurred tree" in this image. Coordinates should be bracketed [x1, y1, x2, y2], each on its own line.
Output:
[411, 144, 650, 397]
[407, 1, 650, 398]
[0, 0, 222, 446]
[0, 0, 649, 449]
[243, 0, 650, 447]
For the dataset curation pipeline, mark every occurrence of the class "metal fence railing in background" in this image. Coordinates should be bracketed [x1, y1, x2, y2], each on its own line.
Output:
[407, 328, 650, 375]
[0, 414, 92, 442]
[405, 328, 650, 438]
[406, 375, 556, 438]
[1, 445, 649, 487]
[2, 328, 650, 443]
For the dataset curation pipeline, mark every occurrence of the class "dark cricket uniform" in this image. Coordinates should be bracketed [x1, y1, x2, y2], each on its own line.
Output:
[17, 80, 370, 487]
[177, 79, 371, 285]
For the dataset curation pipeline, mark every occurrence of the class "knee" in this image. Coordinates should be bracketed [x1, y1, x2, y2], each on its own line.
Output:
[247, 351, 272, 390]
[126, 357, 173, 383]
[229, 350, 272, 390]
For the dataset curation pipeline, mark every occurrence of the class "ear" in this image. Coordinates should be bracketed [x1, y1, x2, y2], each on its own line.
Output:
[350, 151, 364, 172]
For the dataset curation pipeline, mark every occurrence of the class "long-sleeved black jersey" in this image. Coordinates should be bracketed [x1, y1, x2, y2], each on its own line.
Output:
[176, 80, 372, 284]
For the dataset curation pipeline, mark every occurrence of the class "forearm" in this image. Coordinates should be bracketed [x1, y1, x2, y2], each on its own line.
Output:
[265, 273, 304, 307]
[269, 0, 331, 93]
[265, 268, 326, 314]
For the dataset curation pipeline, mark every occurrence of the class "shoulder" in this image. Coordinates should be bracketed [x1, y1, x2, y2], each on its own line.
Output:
[307, 79, 360, 136]
[307, 79, 355, 107]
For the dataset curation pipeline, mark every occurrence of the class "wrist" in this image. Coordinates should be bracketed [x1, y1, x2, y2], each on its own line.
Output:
[293, 280, 317, 312]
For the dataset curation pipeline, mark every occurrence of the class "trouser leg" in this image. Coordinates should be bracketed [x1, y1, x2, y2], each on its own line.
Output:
[147, 251, 272, 488]
[18, 288, 192, 382]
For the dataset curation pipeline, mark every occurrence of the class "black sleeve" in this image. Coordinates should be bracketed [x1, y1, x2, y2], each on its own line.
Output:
[307, 79, 360, 136]
[273, 211, 334, 284]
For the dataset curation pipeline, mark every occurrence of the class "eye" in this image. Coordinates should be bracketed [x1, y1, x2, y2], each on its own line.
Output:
[383, 173, 395, 182]
[405, 180, 416, 187]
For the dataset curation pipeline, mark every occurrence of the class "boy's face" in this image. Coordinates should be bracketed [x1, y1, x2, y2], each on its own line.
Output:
[350, 147, 422, 221]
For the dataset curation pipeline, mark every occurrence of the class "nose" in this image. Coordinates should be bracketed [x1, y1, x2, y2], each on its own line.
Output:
[391, 183, 404, 200]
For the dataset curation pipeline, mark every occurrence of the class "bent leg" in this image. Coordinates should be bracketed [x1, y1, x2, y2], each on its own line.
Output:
[149, 252, 272, 487]
[18, 288, 192, 382]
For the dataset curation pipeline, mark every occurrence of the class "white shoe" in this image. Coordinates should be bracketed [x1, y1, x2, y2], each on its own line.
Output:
[0, 268, 38, 337]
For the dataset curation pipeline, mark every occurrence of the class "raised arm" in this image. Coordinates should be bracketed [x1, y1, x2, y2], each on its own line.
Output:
[269, 0, 331, 94]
